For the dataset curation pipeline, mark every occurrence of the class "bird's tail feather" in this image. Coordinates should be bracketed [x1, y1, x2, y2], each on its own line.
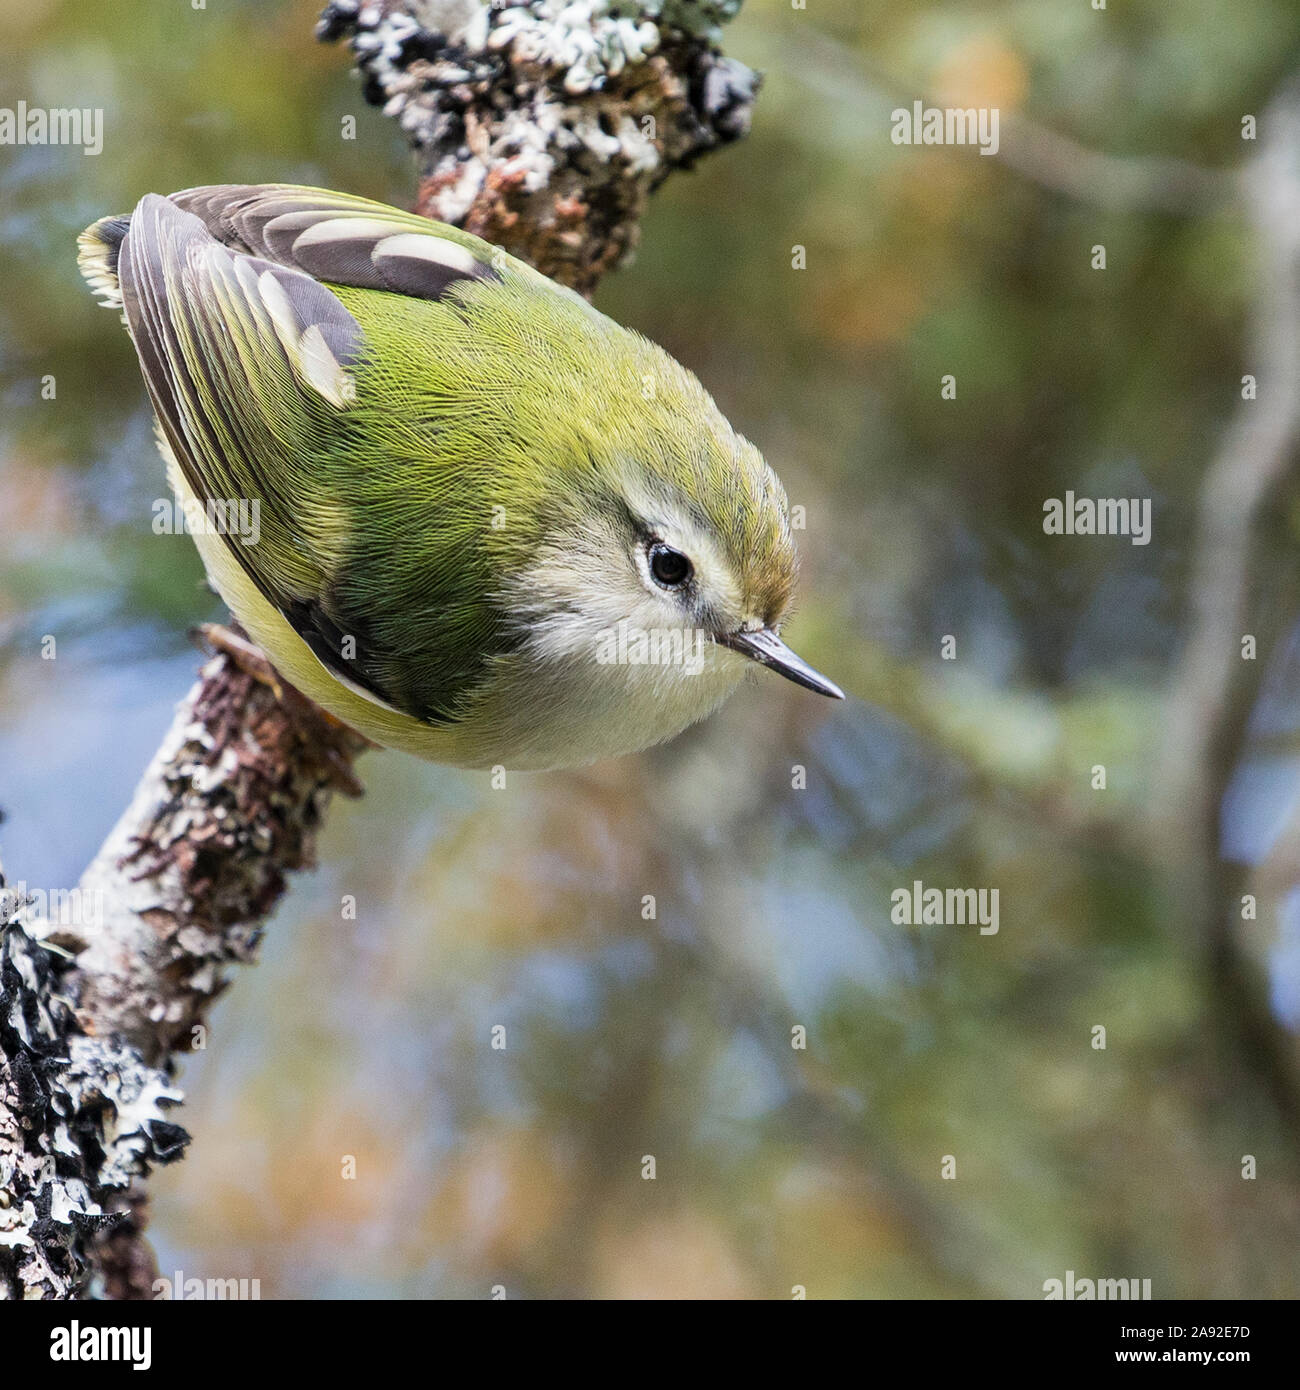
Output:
[77, 213, 132, 309]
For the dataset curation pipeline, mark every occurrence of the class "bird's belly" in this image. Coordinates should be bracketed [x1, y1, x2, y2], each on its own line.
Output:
[471, 645, 748, 769]
[168, 461, 745, 771]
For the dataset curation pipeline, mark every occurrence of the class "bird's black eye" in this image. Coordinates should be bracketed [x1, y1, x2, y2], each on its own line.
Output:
[648, 542, 693, 589]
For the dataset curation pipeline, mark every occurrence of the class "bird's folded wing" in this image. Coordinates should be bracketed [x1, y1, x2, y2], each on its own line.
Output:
[170, 183, 508, 301]
[108, 191, 492, 721]
[117, 193, 359, 595]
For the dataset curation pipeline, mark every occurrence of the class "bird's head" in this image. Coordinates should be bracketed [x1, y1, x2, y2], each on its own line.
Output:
[500, 389, 843, 705]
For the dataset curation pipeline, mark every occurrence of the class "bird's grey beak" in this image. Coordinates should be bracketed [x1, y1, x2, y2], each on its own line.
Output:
[720, 627, 845, 700]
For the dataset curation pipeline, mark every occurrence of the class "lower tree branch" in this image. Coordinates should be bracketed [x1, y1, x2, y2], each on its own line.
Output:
[69, 652, 367, 1069]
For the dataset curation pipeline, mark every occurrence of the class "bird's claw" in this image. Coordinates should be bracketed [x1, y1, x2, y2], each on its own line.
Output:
[191, 622, 286, 700]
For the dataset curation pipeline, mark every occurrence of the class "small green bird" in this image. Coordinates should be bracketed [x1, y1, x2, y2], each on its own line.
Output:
[79, 184, 842, 769]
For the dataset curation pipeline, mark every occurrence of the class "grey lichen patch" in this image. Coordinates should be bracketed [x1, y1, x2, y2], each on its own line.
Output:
[0, 903, 186, 1300]
[316, 0, 759, 292]
[322, 0, 739, 97]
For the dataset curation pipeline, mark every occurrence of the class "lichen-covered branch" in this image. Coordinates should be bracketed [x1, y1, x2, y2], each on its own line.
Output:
[317, 0, 758, 293]
[1, 889, 184, 1299]
[69, 656, 367, 1069]
[1, 656, 365, 1299]
[0, 0, 755, 1299]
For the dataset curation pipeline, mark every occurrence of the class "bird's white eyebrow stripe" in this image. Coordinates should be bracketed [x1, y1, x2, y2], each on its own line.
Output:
[618, 482, 746, 615]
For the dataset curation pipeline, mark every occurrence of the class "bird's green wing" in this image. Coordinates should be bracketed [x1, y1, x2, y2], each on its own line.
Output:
[79, 185, 529, 723]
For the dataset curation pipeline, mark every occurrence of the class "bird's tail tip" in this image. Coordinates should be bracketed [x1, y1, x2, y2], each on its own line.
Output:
[77, 213, 132, 309]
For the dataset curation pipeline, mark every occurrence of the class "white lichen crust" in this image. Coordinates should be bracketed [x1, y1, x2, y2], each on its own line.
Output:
[0, 900, 185, 1299]
[317, 0, 758, 290]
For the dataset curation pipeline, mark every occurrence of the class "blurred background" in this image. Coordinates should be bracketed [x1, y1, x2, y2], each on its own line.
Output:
[4, 0, 1300, 1297]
